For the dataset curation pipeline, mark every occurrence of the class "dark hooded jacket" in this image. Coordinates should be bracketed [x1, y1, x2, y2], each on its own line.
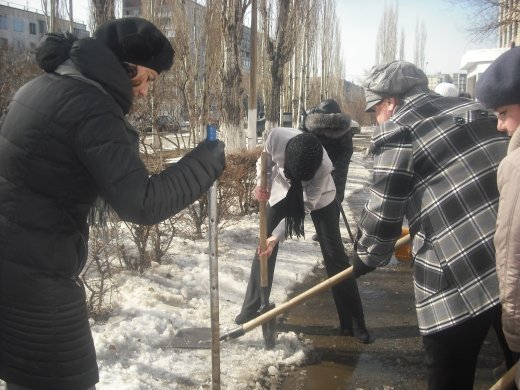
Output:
[302, 106, 353, 203]
[0, 34, 224, 389]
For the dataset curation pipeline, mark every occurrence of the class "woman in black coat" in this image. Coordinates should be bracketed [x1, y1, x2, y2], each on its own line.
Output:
[0, 18, 225, 390]
[301, 99, 354, 240]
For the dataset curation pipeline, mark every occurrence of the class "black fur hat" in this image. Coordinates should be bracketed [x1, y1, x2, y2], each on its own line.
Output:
[475, 47, 520, 109]
[302, 99, 352, 139]
[94, 17, 174, 74]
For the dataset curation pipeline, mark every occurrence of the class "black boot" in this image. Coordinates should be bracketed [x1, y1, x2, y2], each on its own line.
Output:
[339, 318, 370, 344]
[352, 317, 370, 344]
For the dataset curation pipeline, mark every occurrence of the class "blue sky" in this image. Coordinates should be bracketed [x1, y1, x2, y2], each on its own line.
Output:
[338, 0, 497, 83]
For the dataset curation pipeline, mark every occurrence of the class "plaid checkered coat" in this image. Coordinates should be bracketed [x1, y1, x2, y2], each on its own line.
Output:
[357, 87, 509, 335]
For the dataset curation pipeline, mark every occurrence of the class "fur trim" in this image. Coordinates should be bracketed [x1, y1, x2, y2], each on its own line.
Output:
[304, 112, 351, 139]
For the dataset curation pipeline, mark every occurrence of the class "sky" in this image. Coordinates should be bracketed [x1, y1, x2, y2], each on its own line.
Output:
[17, 0, 498, 85]
[0, 134, 372, 390]
[14, 0, 91, 25]
[338, 0, 498, 83]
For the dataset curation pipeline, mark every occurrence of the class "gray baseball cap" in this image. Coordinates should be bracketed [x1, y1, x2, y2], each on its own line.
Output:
[363, 60, 429, 112]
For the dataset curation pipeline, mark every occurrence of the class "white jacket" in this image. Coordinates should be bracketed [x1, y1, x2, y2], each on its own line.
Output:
[258, 127, 335, 241]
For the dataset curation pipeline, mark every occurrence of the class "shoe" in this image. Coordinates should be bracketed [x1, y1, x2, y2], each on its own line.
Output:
[353, 323, 370, 344]
[340, 323, 370, 344]
[353, 317, 370, 344]
[234, 310, 259, 325]
[312, 234, 319, 242]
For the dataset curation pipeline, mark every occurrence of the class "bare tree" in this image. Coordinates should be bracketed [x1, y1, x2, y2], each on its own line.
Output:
[414, 19, 427, 70]
[375, 1, 398, 64]
[399, 26, 405, 60]
[284, 0, 314, 127]
[90, 0, 115, 31]
[259, 0, 302, 132]
[41, 0, 71, 32]
[0, 47, 40, 113]
[216, 0, 252, 151]
[450, 0, 508, 42]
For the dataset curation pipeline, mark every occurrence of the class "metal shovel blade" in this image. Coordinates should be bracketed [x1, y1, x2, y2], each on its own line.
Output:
[260, 302, 276, 349]
[171, 327, 212, 349]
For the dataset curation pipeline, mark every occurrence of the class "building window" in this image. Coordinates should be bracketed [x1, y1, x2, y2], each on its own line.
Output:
[0, 15, 7, 30]
[29, 22, 36, 34]
[0, 37, 7, 48]
[38, 20, 46, 34]
[13, 19, 24, 32]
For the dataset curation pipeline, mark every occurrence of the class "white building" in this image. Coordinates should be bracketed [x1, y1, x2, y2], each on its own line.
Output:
[460, 48, 508, 98]
[460, 1, 518, 98]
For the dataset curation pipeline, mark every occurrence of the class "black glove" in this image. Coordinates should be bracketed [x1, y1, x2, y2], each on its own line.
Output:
[352, 253, 376, 278]
[204, 139, 226, 174]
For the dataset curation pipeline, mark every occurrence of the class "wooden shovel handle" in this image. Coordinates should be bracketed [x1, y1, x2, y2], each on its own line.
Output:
[490, 361, 519, 390]
[243, 232, 414, 332]
[259, 152, 268, 287]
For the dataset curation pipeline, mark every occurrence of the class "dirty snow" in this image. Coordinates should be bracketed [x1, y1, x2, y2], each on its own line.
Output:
[0, 133, 372, 390]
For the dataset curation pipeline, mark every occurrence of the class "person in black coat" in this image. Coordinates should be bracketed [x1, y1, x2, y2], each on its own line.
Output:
[300, 99, 354, 241]
[0, 17, 225, 390]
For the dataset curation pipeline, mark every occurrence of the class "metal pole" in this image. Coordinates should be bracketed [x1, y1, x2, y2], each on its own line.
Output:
[69, 0, 74, 34]
[207, 124, 220, 390]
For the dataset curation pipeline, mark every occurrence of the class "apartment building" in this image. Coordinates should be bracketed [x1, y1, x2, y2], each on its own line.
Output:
[427, 72, 468, 94]
[0, 2, 88, 51]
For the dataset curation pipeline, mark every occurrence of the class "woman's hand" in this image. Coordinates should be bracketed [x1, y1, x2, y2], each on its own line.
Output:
[258, 236, 278, 258]
[254, 185, 270, 202]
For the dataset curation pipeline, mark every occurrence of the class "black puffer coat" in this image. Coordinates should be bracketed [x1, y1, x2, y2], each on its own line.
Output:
[0, 36, 224, 389]
[302, 109, 353, 203]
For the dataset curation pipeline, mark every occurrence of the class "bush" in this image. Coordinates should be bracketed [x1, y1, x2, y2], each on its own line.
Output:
[83, 147, 263, 315]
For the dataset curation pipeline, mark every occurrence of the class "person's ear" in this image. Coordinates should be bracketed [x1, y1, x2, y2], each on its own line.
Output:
[387, 96, 399, 111]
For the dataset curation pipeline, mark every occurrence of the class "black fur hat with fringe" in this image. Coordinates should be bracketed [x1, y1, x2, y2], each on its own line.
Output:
[301, 99, 352, 140]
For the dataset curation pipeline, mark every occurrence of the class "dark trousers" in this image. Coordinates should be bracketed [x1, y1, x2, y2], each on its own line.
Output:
[422, 304, 501, 390]
[492, 309, 520, 369]
[238, 199, 365, 330]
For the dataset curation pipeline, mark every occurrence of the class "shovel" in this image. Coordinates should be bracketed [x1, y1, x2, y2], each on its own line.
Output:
[220, 233, 412, 342]
[174, 229, 412, 347]
[258, 151, 276, 349]
[490, 361, 519, 390]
